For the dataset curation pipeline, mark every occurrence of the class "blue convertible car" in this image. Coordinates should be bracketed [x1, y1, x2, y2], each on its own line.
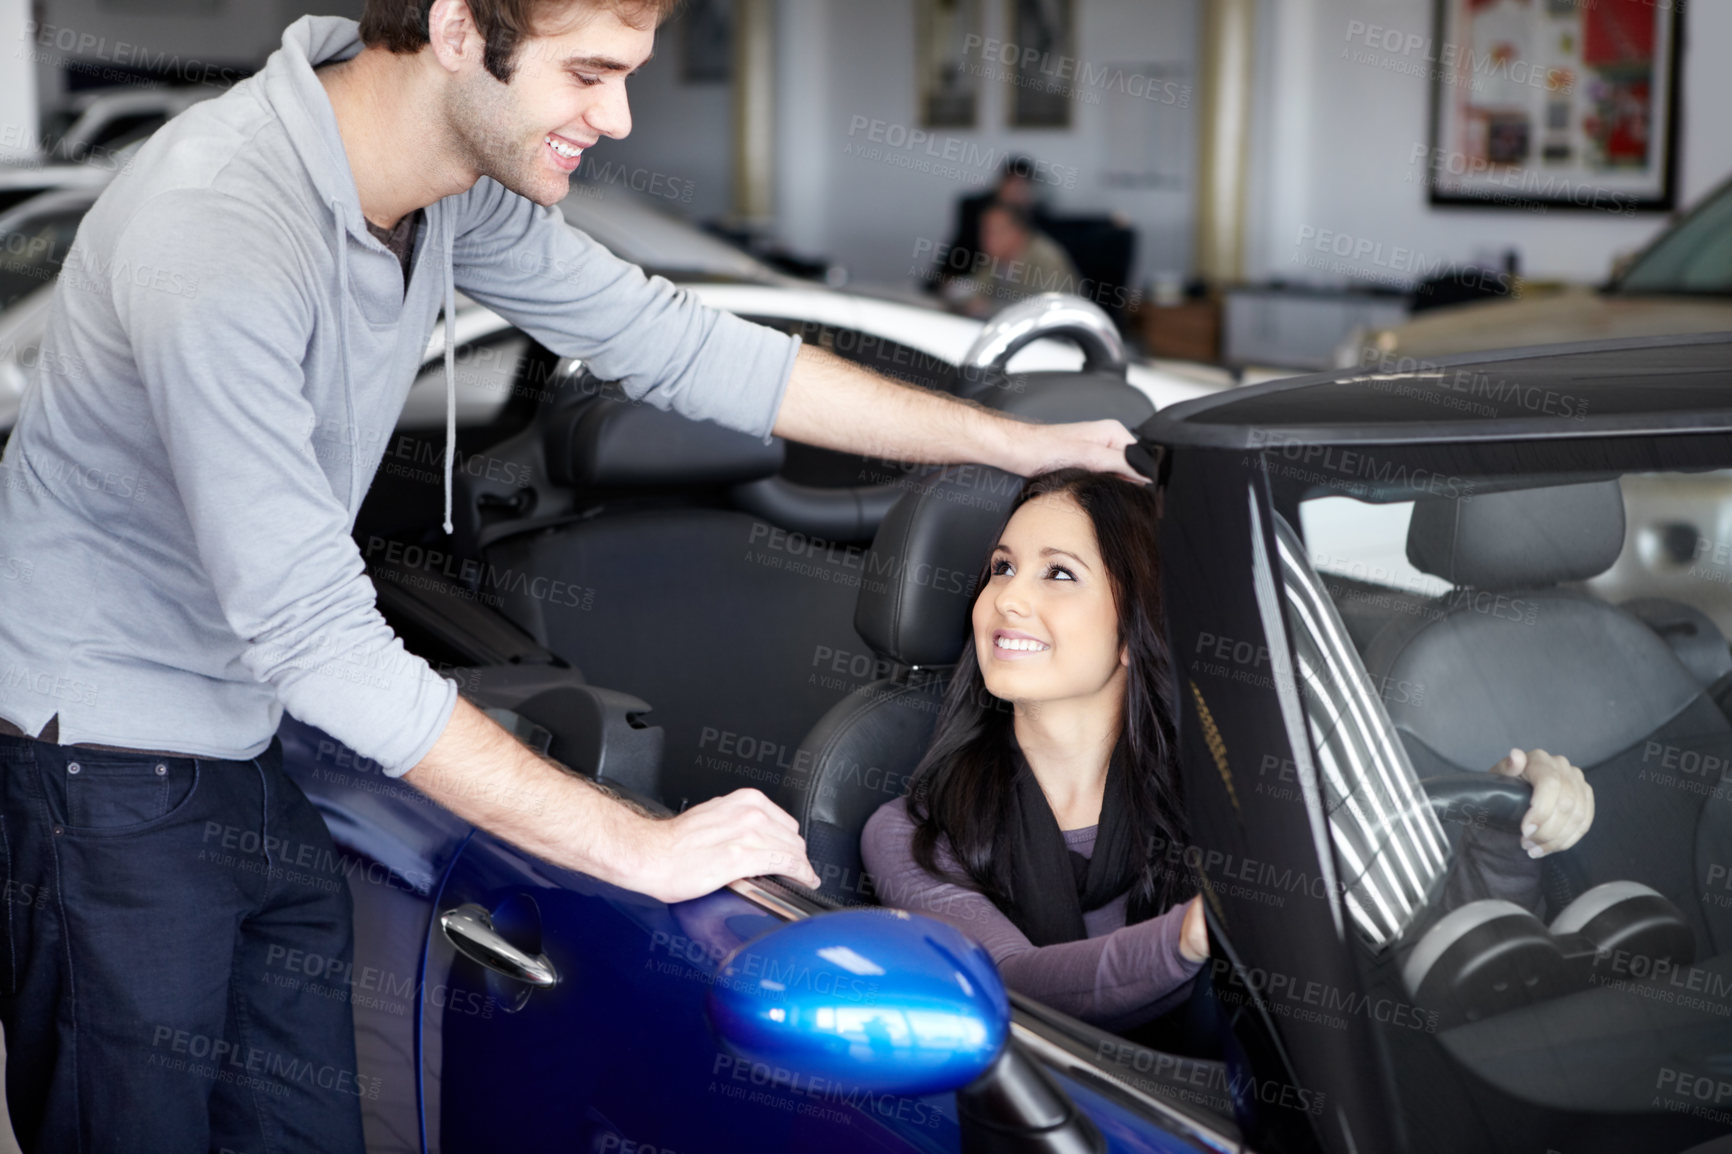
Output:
[288, 327, 1732, 1153]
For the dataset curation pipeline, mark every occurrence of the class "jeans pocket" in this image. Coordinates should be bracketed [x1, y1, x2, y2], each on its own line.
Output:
[61, 754, 199, 833]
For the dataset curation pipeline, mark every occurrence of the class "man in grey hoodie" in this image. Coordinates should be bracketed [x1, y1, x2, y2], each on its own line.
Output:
[0, 0, 1140, 1148]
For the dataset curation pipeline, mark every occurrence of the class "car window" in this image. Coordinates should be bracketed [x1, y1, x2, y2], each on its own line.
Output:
[0, 206, 85, 310]
[1617, 181, 1732, 296]
[1298, 497, 1448, 599]
[1285, 470, 1732, 1137]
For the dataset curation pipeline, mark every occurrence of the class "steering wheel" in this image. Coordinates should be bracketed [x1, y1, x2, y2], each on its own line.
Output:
[1419, 773, 1531, 834]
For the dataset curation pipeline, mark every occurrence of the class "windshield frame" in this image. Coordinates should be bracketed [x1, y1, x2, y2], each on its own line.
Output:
[1154, 425, 1732, 1153]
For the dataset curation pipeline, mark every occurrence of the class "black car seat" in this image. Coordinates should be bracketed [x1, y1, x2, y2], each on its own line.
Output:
[481, 396, 870, 812]
[478, 371, 1153, 815]
[777, 465, 1023, 904]
[775, 376, 1155, 904]
[1360, 481, 1732, 952]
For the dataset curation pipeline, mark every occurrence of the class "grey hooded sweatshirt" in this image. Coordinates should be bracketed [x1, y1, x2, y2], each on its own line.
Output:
[0, 16, 801, 773]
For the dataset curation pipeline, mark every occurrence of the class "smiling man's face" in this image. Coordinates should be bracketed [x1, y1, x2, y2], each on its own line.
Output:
[441, 2, 653, 206]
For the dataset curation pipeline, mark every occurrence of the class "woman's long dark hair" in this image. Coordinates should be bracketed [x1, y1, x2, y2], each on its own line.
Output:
[906, 469, 1190, 923]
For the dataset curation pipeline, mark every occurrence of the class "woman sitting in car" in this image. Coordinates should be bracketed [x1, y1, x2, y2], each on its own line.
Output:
[860, 469, 1595, 1032]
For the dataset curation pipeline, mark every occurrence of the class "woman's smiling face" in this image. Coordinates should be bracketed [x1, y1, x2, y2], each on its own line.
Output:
[973, 492, 1127, 708]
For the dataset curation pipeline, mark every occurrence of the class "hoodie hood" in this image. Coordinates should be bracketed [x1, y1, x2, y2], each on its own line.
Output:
[259, 15, 462, 532]
[261, 17, 371, 246]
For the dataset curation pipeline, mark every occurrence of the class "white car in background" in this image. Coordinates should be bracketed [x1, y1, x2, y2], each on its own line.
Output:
[399, 187, 1232, 429]
[0, 163, 114, 216]
[0, 184, 104, 427]
[2, 182, 1232, 437]
[31, 86, 219, 166]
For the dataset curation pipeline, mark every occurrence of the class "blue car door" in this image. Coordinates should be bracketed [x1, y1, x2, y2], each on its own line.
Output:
[423, 829, 962, 1153]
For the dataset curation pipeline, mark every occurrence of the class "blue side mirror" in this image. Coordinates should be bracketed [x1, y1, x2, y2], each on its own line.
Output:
[705, 908, 1009, 1097]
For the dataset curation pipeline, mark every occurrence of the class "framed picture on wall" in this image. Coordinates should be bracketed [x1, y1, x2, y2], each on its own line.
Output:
[917, 0, 983, 129]
[1007, 0, 1074, 129]
[680, 0, 733, 85]
[1427, 0, 1682, 212]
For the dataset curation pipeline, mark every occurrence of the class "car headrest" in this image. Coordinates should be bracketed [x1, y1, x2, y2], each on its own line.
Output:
[1406, 480, 1626, 590]
[981, 370, 1155, 429]
[545, 395, 784, 489]
[854, 465, 1021, 667]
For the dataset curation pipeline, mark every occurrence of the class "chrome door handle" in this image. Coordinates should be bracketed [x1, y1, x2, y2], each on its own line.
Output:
[440, 904, 560, 988]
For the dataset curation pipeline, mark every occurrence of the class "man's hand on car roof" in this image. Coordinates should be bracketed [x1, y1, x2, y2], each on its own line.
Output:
[1004, 418, 1143, 484]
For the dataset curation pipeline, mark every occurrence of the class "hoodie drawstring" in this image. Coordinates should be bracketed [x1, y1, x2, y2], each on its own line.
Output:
[441, 223, 456, 536]
[333, 199, 361, 515]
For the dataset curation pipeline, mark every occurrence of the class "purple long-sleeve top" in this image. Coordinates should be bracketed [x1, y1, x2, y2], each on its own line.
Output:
[861, 797, 1203, 1032]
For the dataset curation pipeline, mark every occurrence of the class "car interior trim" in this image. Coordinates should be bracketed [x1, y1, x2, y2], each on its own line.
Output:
[726, 877, 816, 924]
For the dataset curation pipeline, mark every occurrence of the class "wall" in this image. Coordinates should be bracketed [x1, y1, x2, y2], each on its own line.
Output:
[603, 0, 1203, 295]
[768, 0, 1201, 292]
[0, 0, 38, 160]
[29, 0, 361, 113]
[583, 2, 735, 224]
[1245, 0, 1732, 287]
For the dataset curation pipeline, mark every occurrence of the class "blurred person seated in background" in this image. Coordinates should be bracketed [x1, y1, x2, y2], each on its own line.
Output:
[861, 470, 1595, 1039]
[940, 201, 1081, 318]
[942, 154, 1046, 263]
[928, 155, 1055, 288]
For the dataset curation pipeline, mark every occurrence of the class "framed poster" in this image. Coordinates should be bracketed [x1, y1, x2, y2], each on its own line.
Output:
[1007, 0, 1074, 129]
[681, 0, 733, 85]
[1428, 0, 1682, 212]
[918, 0, 983, 129]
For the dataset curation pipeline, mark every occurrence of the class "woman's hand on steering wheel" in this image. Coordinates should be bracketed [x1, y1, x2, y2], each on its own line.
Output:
[1490, 748, 1594, 858]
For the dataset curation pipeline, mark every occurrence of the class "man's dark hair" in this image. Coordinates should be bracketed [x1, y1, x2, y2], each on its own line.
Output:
[999, 154, 1038, 182]
[360, 0, 680, 82]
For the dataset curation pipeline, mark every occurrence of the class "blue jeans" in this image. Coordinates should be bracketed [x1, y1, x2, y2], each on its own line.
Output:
[0, 733, 366, 1154]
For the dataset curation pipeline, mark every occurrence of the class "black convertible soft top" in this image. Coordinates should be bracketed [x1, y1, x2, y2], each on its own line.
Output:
[1145, 331, 1732, 450]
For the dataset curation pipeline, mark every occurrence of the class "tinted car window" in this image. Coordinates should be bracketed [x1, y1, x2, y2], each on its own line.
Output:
[1287, 469, 1732, 1143]
[1618, 181, 1732, 296]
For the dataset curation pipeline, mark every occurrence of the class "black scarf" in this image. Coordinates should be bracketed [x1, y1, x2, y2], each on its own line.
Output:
[999, 734, 1145, 946]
